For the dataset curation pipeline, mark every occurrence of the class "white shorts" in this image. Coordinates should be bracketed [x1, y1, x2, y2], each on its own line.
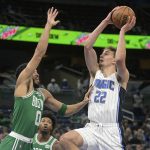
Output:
[75, 122, 125, 150]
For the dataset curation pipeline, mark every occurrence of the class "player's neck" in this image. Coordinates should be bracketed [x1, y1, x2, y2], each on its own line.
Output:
[37, 133, 51, 142]
[101, 66, 116, 77]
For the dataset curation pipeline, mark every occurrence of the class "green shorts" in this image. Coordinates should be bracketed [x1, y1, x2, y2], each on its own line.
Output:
[0, 135, 32, 150]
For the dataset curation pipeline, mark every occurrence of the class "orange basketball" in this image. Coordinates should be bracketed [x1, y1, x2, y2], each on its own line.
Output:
[111, 6, 135, 29]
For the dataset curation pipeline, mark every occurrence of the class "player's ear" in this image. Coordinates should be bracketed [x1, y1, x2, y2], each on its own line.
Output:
[112, 59, 116, 65]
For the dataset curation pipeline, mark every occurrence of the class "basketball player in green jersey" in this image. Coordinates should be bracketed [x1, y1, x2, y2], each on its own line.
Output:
[0, 7, 90, 150]
[32, 111, 57, 150]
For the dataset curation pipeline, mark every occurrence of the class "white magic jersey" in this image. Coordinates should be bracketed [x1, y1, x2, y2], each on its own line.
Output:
[88, 70, 126, 123]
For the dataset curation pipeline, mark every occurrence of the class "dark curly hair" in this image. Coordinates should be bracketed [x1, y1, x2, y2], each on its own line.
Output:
[42, 110, 56, 132]
[15, 63, 28, 79]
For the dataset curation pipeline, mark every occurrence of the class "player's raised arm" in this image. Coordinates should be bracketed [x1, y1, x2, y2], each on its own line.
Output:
[84, 7, 119, 77]
[116, 16, 136, 89]
[16, 7, 59, 85]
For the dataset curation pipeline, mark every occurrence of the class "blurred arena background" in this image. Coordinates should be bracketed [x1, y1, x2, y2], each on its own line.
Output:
[0, 0, 150, 149]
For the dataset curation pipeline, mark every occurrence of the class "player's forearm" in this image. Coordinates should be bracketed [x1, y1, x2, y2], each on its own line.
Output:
[115, 30, 126, 63]
[65, 101, 88, 116]
[84, 19, 108, 50]
[35, 23, 52, 56]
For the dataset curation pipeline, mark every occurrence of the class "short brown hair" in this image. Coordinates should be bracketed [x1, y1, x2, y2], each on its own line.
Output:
[104, 46, 116, 56]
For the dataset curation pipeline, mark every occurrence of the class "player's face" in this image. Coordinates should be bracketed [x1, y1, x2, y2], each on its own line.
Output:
[99, 48, 115, 67]
[39, 117, 53, 134]
[32, 70, 40, 85]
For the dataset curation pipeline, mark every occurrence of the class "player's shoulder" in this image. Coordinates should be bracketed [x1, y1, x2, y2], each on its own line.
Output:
[95, 69, 102, 76]
[32, 133, 38, 142]
[115, 73, 128, 90]
[38, 88, 53, 99]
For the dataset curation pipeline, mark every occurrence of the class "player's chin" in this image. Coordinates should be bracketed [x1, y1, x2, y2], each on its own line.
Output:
[43, 129, 48, 132]
[35, 80, 40, 85]
[41, 129, 49, 134]
[99, 62, 103, 66]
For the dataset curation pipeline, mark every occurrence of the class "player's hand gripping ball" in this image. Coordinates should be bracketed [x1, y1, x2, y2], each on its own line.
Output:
[111, 6, 135, 29]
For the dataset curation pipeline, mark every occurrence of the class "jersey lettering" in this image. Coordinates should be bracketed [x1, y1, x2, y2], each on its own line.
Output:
[32, 96, 43, 110]
[94, 79, 114, 91]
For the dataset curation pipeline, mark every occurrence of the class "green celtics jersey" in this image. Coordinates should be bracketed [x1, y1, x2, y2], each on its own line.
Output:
[11, 89, 45, 138]
[32, 133, 57, 150]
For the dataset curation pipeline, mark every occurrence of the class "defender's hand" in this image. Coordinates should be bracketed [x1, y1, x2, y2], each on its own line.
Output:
[82, 86, 93, 104]
[47, 7, 60, 27]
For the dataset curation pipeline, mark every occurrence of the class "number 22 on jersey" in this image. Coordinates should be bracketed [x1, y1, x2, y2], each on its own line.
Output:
[94, 90, 107, 103]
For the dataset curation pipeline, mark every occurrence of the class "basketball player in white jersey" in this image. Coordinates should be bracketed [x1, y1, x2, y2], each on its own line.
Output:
[58, 7, 136, 150]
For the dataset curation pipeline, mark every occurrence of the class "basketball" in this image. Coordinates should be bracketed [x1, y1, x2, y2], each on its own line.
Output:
[111, 6, 135, 29]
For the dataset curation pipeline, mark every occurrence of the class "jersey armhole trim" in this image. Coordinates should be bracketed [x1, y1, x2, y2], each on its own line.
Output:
[15, 90, 34, 99]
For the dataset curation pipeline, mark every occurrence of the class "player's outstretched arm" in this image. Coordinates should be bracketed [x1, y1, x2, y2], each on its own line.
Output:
[116, 16, 136, 89]
[84, 7, 119, 77]
[64, 87, 91, 116]
[43, 87, 92, 116]
[17, 7, 59, 84]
